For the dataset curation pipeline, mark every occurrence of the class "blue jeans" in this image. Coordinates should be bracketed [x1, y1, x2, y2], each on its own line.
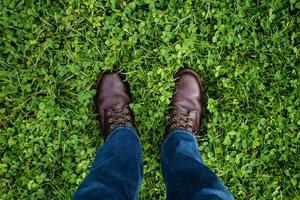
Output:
[73, 125, 234, 200]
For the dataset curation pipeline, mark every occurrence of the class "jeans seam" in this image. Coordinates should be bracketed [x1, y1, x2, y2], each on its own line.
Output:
[128, 136, 142, 200]
[134, 150, 143, 200]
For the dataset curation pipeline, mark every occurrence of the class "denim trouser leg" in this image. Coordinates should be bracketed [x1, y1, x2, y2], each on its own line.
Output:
[73, 125, 143, 200]
[162, 129, 234, 200]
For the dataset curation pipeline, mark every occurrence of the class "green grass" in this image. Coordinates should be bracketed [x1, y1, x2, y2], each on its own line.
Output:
[1, 0, 299, 199]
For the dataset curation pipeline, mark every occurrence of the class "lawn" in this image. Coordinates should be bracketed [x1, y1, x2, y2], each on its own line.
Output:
[0, 0, 299, 199]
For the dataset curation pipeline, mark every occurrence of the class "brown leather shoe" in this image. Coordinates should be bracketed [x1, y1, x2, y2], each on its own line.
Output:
[166, 68, 204, 135]
[95, 72, 133, 139]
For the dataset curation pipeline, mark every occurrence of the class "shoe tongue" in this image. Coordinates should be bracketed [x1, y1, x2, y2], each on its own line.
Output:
[173, 101, 193, 114]
[175, 107, 197, 117]
[111, 104, 127, 112]
[189, 111, 197, 118]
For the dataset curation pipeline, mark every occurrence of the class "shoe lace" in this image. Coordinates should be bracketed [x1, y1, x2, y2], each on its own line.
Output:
[169, 108, 195, 133]
[106, 106, 132, 129]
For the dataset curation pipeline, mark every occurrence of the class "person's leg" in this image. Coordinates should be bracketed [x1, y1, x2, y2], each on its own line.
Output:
[73, 72, 142, 200]
[163, 68, 233, 200]
[73, 125, 143, 200]
[162, 129, 233, 200]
